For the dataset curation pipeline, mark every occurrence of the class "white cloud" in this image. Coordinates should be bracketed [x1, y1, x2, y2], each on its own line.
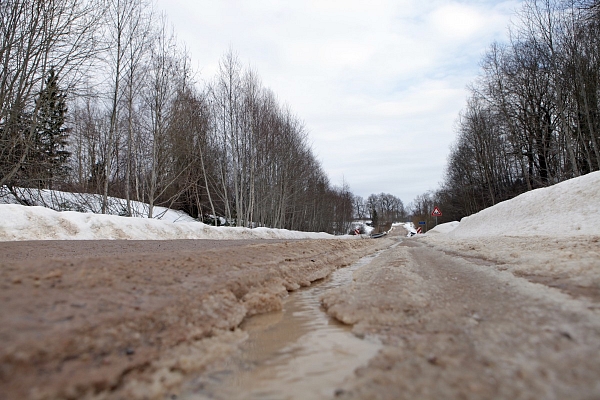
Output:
[429, 3, 487, 41]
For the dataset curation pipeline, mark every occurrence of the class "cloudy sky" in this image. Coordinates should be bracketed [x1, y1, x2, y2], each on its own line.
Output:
[154, 0, 521, 205]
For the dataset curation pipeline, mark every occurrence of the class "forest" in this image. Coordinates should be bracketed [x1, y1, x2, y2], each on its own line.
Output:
[411, 0, 600, 226]
[5, 0, 595, 234]
[0, 0, 360, 234]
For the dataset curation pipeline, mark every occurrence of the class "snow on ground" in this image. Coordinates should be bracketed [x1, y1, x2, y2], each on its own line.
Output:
[0, 186, 196, 223]
[448, 171, 600, 238]
[1, 172, 599, 242]
[0, 204, 340, 241]
[0, 187, 341, 241]
[427, 221, 459, 234]
[351, 221, 375, 235]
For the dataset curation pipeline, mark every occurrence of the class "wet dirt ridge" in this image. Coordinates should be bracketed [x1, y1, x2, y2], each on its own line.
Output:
[0, 237, 392, 400]
[180, 249, 391, 399]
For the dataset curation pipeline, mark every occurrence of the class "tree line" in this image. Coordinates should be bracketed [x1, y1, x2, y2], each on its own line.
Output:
[0, 0, 356, 233]
[411, 0, 600, 223]
[354, 193, 406, 223]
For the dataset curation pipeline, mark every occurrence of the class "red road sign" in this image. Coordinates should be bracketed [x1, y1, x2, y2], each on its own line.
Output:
[431, 206, 442, 217]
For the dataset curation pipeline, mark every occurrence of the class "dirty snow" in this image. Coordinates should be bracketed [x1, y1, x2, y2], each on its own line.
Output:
[0, 238, 391, 400]
[320, 172, 600, 399]
[323, 231, 600, 400]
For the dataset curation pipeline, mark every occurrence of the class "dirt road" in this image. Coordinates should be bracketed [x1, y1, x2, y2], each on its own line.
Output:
[323, 232, 600, 399]
[2, 230, 600, 399]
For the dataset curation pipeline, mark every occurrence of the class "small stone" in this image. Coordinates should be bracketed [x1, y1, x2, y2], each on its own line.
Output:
[560, 331, 573, 340]
[427, 354, 438, 365]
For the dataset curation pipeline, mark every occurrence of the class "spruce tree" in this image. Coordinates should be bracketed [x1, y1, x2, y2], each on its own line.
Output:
[33, 68, 70, 188]
[372, 208, 378, 230]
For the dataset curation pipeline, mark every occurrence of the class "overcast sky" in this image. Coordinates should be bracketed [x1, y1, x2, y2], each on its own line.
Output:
[154, 0, 521, 205]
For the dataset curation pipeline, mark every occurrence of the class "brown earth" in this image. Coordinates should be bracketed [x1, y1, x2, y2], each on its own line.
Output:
[0, 237, 392, 400]
[322, 233, 600, 399]
[4, 229, 600, 400]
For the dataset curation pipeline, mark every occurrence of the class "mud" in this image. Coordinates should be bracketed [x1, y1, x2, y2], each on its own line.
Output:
[4, 229, 600, 399]
[322, 236, 600, 399]
[0, 237, 392, 400]
[180, 250, 387, 399]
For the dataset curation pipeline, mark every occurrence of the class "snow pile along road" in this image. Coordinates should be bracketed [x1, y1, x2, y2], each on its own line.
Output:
[0, 187, 199, 223]
[0, 204, 339, 241]
[425, 221, 459, 235]
[434, 171, 600, 237]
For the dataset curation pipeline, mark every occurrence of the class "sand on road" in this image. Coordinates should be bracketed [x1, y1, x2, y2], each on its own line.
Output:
[3, 229, 600, 400]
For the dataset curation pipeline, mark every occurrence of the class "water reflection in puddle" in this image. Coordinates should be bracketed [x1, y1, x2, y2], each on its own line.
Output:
[183, 251, 386, 400]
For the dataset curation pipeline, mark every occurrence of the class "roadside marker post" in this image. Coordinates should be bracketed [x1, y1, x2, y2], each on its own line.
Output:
[431, 206, 442, 226]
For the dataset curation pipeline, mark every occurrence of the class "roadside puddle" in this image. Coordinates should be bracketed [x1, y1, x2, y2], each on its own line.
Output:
[182, 251, 385, 399]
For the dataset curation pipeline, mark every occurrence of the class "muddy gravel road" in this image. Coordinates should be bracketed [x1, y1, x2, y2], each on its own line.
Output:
[2, 229, 600, 399]
[323, 235, 600, 399]
[0, 236, 391, 400]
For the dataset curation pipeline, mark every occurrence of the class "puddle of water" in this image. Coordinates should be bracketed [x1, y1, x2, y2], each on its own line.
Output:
[182, 251, 385, 400]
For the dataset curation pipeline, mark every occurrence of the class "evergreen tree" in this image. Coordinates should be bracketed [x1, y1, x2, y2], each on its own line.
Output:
[371, 208, 378, 230]
[0, 109, 32, 189]
[33, 68, 70, 188]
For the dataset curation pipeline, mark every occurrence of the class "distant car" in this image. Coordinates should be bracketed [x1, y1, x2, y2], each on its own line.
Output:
[370, 232, 386, 239]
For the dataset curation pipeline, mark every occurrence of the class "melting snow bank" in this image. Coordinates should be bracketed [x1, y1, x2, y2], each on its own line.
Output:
[0, 204, 341, 241]
[428, 171, 600, 238]
[427, 221, 459, 234]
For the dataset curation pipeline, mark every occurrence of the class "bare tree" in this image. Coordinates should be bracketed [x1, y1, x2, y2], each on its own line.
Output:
[99, 0, 152, 214]
[433, 0, 600, 221]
